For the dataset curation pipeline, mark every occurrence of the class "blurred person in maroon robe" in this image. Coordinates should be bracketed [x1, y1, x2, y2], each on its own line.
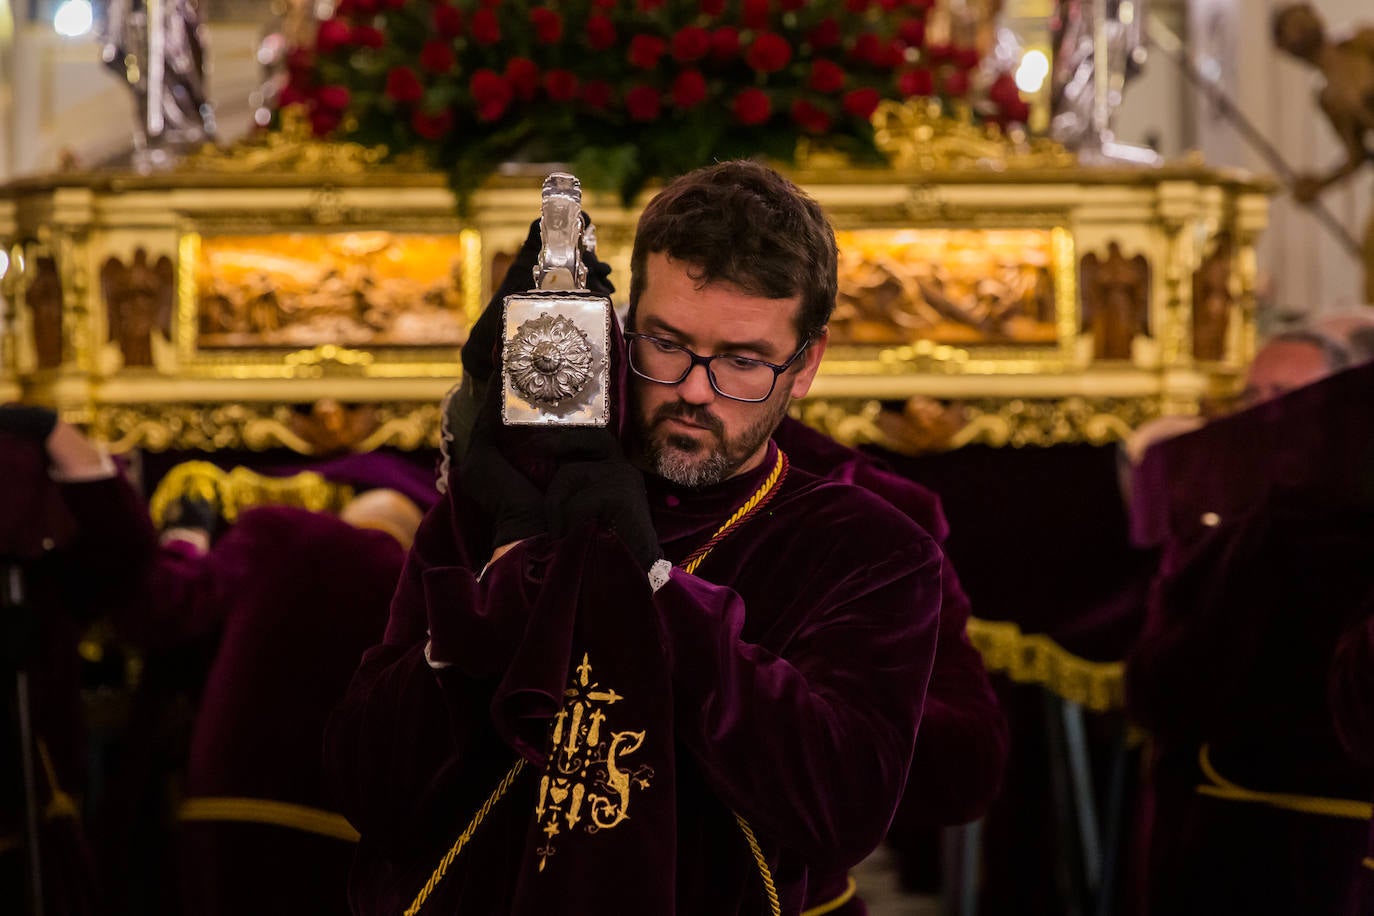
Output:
[773, 417, 1008, 914]
[130, 487, 423, 916]
[326, 162, 944, 916]
[0, 405, 157, 915]
[1126, 361, 1374, 915]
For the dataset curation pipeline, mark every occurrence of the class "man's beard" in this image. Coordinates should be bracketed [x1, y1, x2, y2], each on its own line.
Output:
[637, 397, 787, 488]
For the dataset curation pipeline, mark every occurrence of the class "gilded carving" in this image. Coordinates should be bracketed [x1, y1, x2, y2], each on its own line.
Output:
[287, 399, 380, 455]
[1081, 242, 1150, 361]
[870, 100, 1076, 172]
[27, 256, 65, 370]
[178, 107, 389, 176]
[101, 249, 174, 368]
[797, 396, 1159, 452]
[1192, 232, 1234, 362]
[90, 401, 442, 455]
[535, 654, 653, 872]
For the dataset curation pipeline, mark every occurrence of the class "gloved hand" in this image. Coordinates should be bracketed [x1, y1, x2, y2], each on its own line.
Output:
[461, 392, 545, 549]
[160, 495, 223, 541]
[545, 458, 662, 572]
[461, 213, 615, 388]
[0, 404, 58, 445]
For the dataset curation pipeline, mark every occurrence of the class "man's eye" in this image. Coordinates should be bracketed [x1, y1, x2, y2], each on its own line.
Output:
[724, 356, 759, 371]
[651, 339, 679, 353]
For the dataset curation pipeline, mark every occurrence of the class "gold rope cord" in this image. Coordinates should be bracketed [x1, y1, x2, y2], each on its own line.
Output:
[801, 875, 858, 916]
[404, 758, 527, 916]
[733, 812, 783, 916]
[148, 461, 353, 527]
[681, 449, 788, 576]
[1195, 744, 1374, 820]
[1363, 857, 1374, 872]
[179, 797, 360, 842]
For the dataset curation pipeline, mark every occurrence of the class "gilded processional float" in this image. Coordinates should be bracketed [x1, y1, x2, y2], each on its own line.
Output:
[0, 1, 1273, 709]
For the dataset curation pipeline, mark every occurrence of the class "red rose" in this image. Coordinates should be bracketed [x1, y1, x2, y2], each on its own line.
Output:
[316, 84, 351, 110]
[671, 26, 711, 62]
[352, 0, 377, 14]
[700, 0, 725, 14]
[471, 8, 500, 45]
[878, 0, 901, 9]
[505, 57, 540, 101]
[628, 34, 667, 69]
[592, 0, 615, 8]
[420, 39, 455, 75]
[907, 0, 935, 8]
[780, 0, 804, 9]
[845, 0, 870, 10]
[315, 19, 352, 53]
[898, 17, 925, 47]
[310, 108, 342, 136]
[851, 33, 882, 65]
[942, 69, 969, 97]
[742, 0, 769, 29]
[808, 59, 845, 93]
[732, 88, 771, 125]
[988, 73, 1020, 108]
[625, 85, 662, 121]
[351, 25, 385, 48]
[639, 0, 666, 9]
[470, 69, 513, 120]
[385, 66, 424, 103]
[585, 15, 616, 51]
[381, 0, 405, 10]
[842, 87, 881, 119]
[411, 109, 453, 140]
[898, 67, 934, 96]
[807, 17, 841, 50]
[790, 99, 832, 134]
[432, 4, 463, 39]
[926, 42, 954, 64]
[543, 69, 579, 102]
[878, 39, 905, 68]
[671, 69, 707, 108]
[531, 7, 562, 44]
[1002, 97, 1030, 123]
[581, 79, 614, 110]
[710, 27, 740, 60]
[278, 83, 310, 108]
[746, 32, 792, 73]
[953, 46, 981, 70]
[333, 0, 355, 18]
[286, 48, 314, 76]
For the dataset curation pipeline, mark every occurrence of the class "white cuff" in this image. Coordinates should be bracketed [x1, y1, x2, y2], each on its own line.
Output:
[647, 558, 673, 594]
[424, 637, 452, 670]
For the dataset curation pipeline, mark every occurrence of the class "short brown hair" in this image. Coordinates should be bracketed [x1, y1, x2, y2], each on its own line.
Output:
[628, 160, 838, 345]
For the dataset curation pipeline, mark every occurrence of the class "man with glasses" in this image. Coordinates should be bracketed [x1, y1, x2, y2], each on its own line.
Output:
[326, 161, 942, 915]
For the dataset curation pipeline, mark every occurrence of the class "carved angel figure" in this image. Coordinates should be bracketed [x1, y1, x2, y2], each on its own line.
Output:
[1192, 233, 1235, 362]
[1081, 242, 1149, 361]
[27, 257, 65, 370]
[102, 249, 174, 368]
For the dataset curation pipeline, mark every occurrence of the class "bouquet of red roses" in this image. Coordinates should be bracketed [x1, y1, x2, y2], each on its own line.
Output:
[282, 0, 1018, 204]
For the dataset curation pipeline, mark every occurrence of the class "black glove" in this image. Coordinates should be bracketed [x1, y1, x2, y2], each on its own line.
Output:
[160, 495, 223, 541]
[545, 459, 662, 572]
[0, 404, 58, 445]
[461, 392, 546, 549]
[461, 213, 616, 387]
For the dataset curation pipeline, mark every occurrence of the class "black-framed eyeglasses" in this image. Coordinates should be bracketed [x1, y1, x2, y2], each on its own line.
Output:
[624, 332, 811, 403]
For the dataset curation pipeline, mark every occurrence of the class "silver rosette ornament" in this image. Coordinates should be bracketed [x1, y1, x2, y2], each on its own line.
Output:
[506, 313, 594, 406]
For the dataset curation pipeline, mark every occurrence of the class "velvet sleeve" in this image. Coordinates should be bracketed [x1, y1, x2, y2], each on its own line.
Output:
[56, 473, 158, 622]
[324, 495, 556, 850]
[1329, 599, 1374, 766]
[654, 538, 942, 869]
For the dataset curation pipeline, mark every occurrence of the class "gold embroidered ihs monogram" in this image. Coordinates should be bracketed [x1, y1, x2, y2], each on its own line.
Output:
[533, 653, 654, 871]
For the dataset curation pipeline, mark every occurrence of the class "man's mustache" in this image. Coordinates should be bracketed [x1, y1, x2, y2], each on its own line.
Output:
[651, 401, 724, 437]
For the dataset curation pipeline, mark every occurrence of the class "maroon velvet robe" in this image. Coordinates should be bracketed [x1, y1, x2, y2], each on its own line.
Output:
[773, 418, 1008, 913]
[138, 506, 405, 916]
[1127, 365, 1374, 915]
[1330, 605, 1374, 916]
[325, 439, 943, 915]
[0, 433, 157, 916]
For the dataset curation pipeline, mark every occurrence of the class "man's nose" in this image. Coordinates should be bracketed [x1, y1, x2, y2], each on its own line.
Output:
[676, 362, 716, 405]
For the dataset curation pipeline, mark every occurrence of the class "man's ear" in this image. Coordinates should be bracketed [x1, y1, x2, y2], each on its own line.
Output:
[788, 328, 828, 399]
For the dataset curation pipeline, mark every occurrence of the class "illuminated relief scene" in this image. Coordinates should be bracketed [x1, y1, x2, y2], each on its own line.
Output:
[194, 232, 470, 348]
